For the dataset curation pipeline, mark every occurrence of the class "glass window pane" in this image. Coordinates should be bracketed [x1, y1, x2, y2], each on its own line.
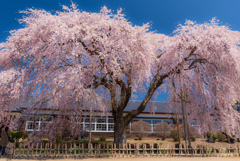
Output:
[26, 121, 34, 130]
[108, 118, 114, 123]
[108, 124, 114, 131]
[152, 120, 162, 125]
[162, 119, 173, 125]
[41, 116, 53, 121]
[96, 124, 107, 131]
[85, 124, 95, 130]
[85, 118, 95, 123]
[97, 118, 106, 123]
[142, 119, 151, 124]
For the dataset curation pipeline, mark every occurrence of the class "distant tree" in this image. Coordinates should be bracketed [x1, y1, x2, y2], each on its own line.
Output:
[153, 122, 173, 139]
[131, 121, 151, 140]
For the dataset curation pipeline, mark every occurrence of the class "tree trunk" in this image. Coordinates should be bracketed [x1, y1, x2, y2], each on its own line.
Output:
[185, 101, 191, 148]
[180, 87, 188, 147]
[173, 95, 181, 145]
[113, 115, 127, 145]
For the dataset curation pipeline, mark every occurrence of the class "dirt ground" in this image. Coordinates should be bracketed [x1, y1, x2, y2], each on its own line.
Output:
[1, 157, 240, 161]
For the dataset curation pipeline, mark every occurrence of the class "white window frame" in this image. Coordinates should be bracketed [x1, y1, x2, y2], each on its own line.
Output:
[25, 116, 54, 131]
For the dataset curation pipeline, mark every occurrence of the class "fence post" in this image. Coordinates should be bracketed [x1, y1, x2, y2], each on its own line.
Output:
[31, 142, 34, 157]
[27, 142, 30, 158]
[125, 143, 128, 157]
[194, 144, 196, 156]
[159, 144, 161, 156]
[229, 144, 231, 156]
[136, 144, 139, 157]
[234, 144, 236, 157]
[64, 143, 67, 157]
[19, 142, 21, 157]
[145, 144, 147, 156]
[237, 145, 240, 157]
[167, 144, 169, 156]
[128, 144, 131, 157]
[113, 143, 116, 158]
[111, 143, 113, 158]
[179, 144, 181, 156]
[73, 143, 76, 157]
[49, 142, 52, 157]
[164, 147, 165, 157]
[23, 142, 26, 157]
[151, 143, 153, 156]
[107, 143, 109, 157]
[13, 142, 16, 159]
[53, 143, 56, 158]
[81, 143, 84, 158]
[45, 143, 48, 157]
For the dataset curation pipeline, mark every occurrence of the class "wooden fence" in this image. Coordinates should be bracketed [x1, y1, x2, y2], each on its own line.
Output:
[4, 142, 240, 159]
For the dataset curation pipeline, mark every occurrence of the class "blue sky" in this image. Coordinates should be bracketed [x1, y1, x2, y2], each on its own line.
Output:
[1, 0, 240, 101]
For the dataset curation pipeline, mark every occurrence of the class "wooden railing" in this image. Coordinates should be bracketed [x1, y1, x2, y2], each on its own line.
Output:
[5, 142, 240, 159]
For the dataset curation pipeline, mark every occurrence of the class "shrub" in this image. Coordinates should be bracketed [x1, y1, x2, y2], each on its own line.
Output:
[217, 132, 226, 142]
[23, 134, 29, 139]
[190, 136, 196, 142]
[99, 135, 106, 141]
[10, 131, 28, 142]
[221, 131, 235, 143]
[226, 133, 235, 143]
[56, 135, 62, 143]
[213, 133, 218, 142]
[131, 121, 151, 140]
[11, 131, 24, 141]
[170, 130, 181, 141]
[42, 140, 49, 144]
[179, 125, 201, 138]
[206, 132, 217, 143]
[153, 122, 173, 139]
[15, 142, 20, 148]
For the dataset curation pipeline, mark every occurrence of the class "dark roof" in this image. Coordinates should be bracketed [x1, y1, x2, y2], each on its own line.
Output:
[17, 98, 171, 114]
[123, 100, 171, 113]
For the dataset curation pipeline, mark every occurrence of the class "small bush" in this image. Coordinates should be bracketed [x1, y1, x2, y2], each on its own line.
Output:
[206, 131, 217, 143]
[190, 136, 196, 142]
[228, 134, 235, 143]
[170, 130, 181, 142]
[221, 132, 235, 143]
[179, 125, 201, 138]
[153, 122, 173, 138]
[131, 121, 151, 140]
[217, 132, 226, 142]
[15, 142, 20, 148]
[42, 140, 49, 144]
[23, 134, 28, 139]
[11, 131, 24, 141]
[99, 135, 106, 141]
[56, 135, 62, 143]
[162, 136, 166, 140]
[213, 133, 218, 143]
